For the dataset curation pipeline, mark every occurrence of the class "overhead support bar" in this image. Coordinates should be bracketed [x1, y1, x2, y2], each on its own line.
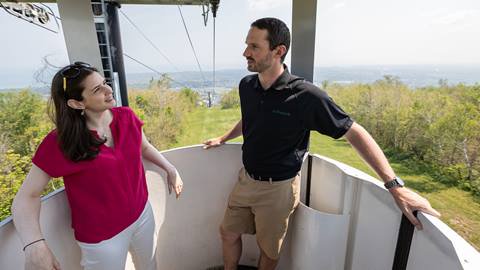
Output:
[57, 0, 103, 73]
[106, 1, 129, 106]
[291, 0, 317, 82]
[13, 0, 209, 5]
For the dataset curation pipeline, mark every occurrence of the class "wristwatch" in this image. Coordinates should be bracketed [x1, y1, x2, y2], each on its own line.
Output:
[384, 176, 405, 189]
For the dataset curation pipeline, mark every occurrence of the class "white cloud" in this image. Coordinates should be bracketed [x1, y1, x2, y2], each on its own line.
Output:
[427, 9, 480, 26]
[419, 8, 449, 18]
[332, 2, 346, 10]
[324, 1, 346, 13]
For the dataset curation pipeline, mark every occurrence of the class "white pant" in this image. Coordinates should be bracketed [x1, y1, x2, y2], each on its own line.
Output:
[77, 202, 157, 270]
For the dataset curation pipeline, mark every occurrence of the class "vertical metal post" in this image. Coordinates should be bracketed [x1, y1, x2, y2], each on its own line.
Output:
[106, 1, 129, 106]
[291, 0, 317, 82]
[306, 154, 313, 207]
[392, 211, 418, 270]
[293, 0, 317, 201]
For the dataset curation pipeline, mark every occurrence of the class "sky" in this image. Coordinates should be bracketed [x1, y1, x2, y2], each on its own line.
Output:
[0, 0, 479, 87]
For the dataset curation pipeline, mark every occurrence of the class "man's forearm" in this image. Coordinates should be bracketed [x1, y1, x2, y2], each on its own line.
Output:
[220, 120, 243, 143]
[345, 123, 440, 228]
[344, 122, 396, 182]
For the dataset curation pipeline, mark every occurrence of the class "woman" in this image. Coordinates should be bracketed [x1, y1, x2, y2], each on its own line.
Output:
[11, 62, 183, 270]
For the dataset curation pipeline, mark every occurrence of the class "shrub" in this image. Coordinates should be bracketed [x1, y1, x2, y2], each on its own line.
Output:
[220, 88, 240, 109]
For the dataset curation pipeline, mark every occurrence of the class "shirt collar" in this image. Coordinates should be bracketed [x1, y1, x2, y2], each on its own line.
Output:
[254, 64, 293, 92]
[270, 64, 292, 91]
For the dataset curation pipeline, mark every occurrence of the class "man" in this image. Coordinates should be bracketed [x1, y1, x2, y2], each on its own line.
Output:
[203, 17, 440, 270]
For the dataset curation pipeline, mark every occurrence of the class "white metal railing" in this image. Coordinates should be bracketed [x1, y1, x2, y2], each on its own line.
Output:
[0, 144, 478, 269]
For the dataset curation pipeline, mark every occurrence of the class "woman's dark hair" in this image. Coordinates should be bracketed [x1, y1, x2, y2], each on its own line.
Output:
[251, 17, 291, 62]
[48, 62, 106, 162]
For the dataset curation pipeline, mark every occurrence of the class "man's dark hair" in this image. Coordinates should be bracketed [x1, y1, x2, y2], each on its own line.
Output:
[251, 17, 290, 62]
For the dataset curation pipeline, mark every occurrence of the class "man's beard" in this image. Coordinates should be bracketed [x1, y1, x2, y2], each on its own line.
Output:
[246, 54, 272, 73]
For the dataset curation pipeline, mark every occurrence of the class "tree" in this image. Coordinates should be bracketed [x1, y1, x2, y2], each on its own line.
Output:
[220, 88, 240, 109]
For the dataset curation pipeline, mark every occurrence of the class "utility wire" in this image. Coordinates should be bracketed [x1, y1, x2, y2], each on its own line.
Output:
[212, 15, 216, 104]
[210, 0, 220, 108]
[177, 5, 207, 86]
[119, 9, 182, 74]
[123, 53, 189, 89]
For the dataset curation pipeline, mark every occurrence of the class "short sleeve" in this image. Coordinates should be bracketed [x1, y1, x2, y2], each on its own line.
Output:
[239, 75, 254, 100]
[32, 131, 80, 178]
[298, 86, 353, 139]
[117, 106, 144, 133]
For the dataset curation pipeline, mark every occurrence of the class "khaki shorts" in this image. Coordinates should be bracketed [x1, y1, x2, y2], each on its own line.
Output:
[221, 167, 300, 260]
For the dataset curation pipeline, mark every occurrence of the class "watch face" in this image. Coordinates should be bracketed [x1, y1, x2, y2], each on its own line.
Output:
[396, 177, 405, 186]
[385, 177, 405, 189]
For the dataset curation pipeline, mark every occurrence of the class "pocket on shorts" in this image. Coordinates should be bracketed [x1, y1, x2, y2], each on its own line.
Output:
[290, 175, 300, 208]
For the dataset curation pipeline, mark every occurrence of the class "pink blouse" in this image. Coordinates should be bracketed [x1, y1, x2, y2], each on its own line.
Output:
[33, 107, 148, 243]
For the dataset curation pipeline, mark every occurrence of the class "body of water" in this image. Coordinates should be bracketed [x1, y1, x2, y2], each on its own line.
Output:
[1, 65, 478, 93]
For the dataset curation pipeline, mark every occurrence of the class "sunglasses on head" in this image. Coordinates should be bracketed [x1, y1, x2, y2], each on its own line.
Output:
[60, 62, 95, 92]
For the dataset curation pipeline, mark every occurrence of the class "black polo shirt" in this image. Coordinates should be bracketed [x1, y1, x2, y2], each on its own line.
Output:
[239, 66, 353, 180]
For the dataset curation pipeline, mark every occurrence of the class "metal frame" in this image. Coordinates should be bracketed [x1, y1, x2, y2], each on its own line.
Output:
[92, 0, 115, 88]
[10, 0, 209, 5]
[0, 2, 60, 33]
[291, 0, 317, 82]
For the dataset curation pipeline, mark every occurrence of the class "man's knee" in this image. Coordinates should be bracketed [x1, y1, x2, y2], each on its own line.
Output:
[259, 247, 277, 261]
[258, 246, 279, 270]
[219, 225, 241, 243]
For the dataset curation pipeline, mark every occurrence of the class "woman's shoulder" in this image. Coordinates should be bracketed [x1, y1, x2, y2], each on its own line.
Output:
[111, 106, 134, 115]
[35, 129, 60, 154]
[112, 106, 142, 118]
[111, 106, 135, 120]
[43, 129, 59, 141]
[111, 106, 142, 127]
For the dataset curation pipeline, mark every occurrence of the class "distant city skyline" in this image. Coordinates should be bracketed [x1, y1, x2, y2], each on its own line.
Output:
[1, 0, 479, 87]
[2, 64, 478, 91]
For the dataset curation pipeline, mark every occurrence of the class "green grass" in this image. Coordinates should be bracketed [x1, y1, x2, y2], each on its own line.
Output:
[174, 106, 480, 250]
[172, 107, 243, 147]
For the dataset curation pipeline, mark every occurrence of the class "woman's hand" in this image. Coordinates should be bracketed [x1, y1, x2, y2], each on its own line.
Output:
[166, 168, 183, 199]
[24, 241, 61, 270]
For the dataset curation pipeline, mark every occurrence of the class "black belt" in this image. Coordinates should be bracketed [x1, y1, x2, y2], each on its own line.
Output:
[246, 171, 293, 182]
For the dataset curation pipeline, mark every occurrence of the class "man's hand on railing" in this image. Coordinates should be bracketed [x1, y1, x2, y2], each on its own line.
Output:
[389, 187, 441, 230]
[203, 137, 225, 149]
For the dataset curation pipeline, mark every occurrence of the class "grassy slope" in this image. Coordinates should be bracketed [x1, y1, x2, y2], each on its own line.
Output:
[172, 107, 243, 148]
[173, 107, 480, 250]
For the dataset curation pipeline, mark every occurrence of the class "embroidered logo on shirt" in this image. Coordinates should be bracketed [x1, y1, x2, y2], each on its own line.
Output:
[272, 109, 291, 117]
